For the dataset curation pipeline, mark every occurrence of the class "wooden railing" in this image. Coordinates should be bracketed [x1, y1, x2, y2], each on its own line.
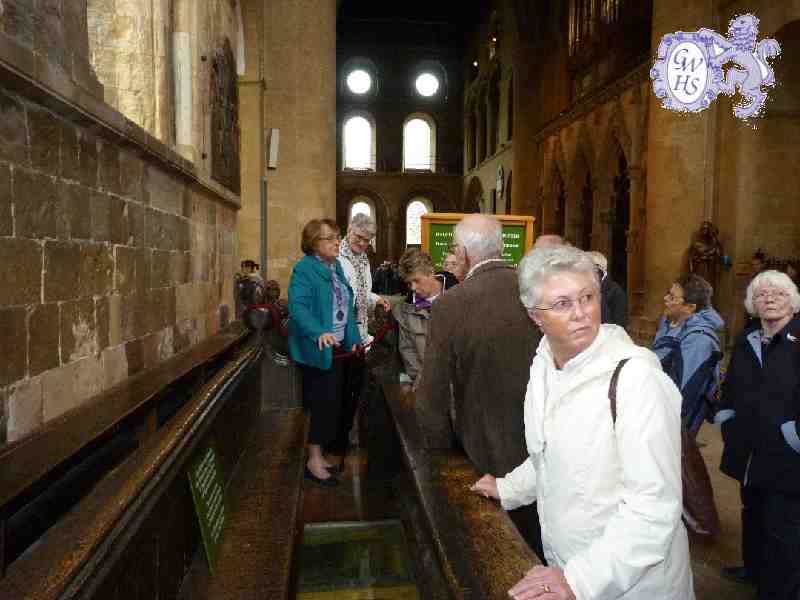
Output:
[383, 383, 541, 599]
[0, 325, 307, 599]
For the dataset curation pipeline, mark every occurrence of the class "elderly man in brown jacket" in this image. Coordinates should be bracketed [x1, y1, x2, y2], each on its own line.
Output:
[415, 213, 543, 558]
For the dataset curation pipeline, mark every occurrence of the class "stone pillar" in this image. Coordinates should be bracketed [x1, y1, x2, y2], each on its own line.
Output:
[640, 0, 714, 339]
[626, 165, 646, 318]
[475, 107, 485, 166]
[173, 1, 194, 162]
[510, 39, 540, 216]
[464, 114, 474, 172]
[238, 0, 265, 273]
[260, 0, 337, 289]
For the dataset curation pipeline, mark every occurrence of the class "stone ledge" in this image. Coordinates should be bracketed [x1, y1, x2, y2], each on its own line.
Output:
[0, 32, 241, 212]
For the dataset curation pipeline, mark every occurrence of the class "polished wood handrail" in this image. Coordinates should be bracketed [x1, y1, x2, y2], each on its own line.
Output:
[383, 383, 541, 599]
[0, 334, 263, 599]
[0, 324, 250, 512]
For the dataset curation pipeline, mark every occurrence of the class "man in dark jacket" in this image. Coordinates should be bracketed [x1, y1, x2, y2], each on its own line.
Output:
[716, 270, 800, 598]
[415, 214, 543, 559]
[588, 251, 628, 327]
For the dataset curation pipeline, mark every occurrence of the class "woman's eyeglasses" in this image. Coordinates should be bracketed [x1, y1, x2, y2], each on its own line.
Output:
[534, 292, 596, 314]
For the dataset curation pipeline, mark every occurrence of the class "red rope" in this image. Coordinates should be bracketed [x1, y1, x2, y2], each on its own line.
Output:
[332, 319, 398, 360]
[245, 303, 397, 361]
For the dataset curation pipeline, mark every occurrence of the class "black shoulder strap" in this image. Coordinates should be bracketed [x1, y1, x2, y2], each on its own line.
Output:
[609, 358, 630, 426]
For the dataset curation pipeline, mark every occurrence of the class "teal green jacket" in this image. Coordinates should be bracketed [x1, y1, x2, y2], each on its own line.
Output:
[288, 255, 360, 370]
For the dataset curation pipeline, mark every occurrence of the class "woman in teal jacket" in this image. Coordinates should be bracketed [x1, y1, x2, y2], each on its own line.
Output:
[288, 218, 360, 487]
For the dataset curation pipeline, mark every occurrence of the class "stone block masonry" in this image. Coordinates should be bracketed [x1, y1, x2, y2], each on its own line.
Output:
[0, 86, 239, 444]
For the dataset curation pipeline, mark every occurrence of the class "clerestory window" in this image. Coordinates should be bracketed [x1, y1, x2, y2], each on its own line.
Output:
[403, 115, 436, 172]
[342, 114, 375, 171]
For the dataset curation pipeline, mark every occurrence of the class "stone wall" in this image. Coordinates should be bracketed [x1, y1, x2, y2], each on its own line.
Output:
[0, 84, 237, 445]
[0, 0, 101, 98]
[463, 4, 515, 215]
[87, 0, 242, 183]
[0, 2, 239, 446]
[87, 0, 175, 145]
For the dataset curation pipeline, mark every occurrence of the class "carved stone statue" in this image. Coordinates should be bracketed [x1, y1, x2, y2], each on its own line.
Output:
[689, 221, 723, 290]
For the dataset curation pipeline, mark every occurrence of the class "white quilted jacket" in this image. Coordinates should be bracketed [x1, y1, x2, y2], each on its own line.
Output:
[497, 325, 695, 600]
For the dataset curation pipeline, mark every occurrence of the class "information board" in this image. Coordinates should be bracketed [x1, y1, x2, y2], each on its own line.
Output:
[422, 213, 535, 269]
[188, 445, 226, 573]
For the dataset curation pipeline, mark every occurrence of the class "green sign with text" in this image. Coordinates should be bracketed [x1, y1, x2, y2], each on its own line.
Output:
[188, 445, 226, 574]
[428, 222, 527, 269]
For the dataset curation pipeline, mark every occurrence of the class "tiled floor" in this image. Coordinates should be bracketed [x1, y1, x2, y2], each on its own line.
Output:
[300, 430, 757, 599]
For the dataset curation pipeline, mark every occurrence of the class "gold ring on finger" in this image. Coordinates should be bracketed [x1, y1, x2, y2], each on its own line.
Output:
[542, 584, 551, 593]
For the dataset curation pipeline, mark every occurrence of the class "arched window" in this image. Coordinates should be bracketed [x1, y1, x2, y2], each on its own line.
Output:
[406, 198, 433, 246]
[343, 114, 375, 170]
[403, 115, 436, 172]
[350, 200, 372, 219]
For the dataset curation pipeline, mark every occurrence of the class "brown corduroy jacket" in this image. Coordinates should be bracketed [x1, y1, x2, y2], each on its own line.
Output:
[415, 261, 541, 476]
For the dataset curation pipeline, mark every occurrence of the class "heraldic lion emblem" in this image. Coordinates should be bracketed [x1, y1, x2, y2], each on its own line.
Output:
[703, 14, 781, 119]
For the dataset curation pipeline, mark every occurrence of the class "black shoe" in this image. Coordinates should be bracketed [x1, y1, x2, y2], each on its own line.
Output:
[720, 566, 754, 584]
[305, 467, 339, 487]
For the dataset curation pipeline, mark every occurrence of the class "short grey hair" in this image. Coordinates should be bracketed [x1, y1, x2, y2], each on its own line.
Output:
[454, 214, 503, 262]
[744, 269, 800, 316]
[349, 212, 376, 237]
[518, 246, 600, 309]
[533, 234, 565, 249]
[587, 251, 608, 271]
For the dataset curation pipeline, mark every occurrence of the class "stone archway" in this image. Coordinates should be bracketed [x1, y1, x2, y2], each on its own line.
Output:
[568, 136, 595, 250]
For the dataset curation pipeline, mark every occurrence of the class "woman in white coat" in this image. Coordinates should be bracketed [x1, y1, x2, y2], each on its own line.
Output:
[471, 246, 694, 600]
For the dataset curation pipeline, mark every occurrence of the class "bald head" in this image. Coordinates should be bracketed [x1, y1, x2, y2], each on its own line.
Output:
[533, 234, 565, 249]
[454, 214, 504, 265]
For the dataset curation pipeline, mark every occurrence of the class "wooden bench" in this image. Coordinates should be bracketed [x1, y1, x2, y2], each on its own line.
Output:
[383, 383, 541, 600]
[0, 326, 307, 599]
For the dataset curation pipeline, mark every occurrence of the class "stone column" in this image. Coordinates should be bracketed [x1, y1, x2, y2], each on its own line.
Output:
[475, 107, 485, 166]
[626, 165, 646, 318]
[464, 114, 475, 172]
[641, 0, 714, 338]
[173, 1, 194, 162]
[238, 0, 265, 271]
[261, 0, 337, 289]
[510, 39, 541, 216]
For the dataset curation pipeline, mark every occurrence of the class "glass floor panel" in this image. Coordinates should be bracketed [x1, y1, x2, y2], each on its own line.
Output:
[297, 520, 420, 599]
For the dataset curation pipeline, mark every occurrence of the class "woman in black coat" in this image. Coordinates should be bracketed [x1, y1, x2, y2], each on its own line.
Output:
[716, 270, 800, 599]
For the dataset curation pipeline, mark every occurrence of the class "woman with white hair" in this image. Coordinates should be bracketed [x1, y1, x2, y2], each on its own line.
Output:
[715, 270, 800, 599]
[330, 213, 391, 460]
[471, 245, 693, 599]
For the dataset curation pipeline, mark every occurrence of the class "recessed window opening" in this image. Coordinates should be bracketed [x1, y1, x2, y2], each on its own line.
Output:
[347, 69, 372, 94]
[403, 118, 433, 171]
[415, 73, 439, 97]
[343, 116, 374, 170]
[350, 201, 372, 219]
[406, 199, 431, 245]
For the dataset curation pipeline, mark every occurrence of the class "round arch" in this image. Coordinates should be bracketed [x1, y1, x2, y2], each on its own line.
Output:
[405, 197, 434, 247]
[403, 113, 437, 172]
[341, 110, 377, 171]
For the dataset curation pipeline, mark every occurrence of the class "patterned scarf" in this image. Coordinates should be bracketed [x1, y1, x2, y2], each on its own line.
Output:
[339, 238, 371, 341]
